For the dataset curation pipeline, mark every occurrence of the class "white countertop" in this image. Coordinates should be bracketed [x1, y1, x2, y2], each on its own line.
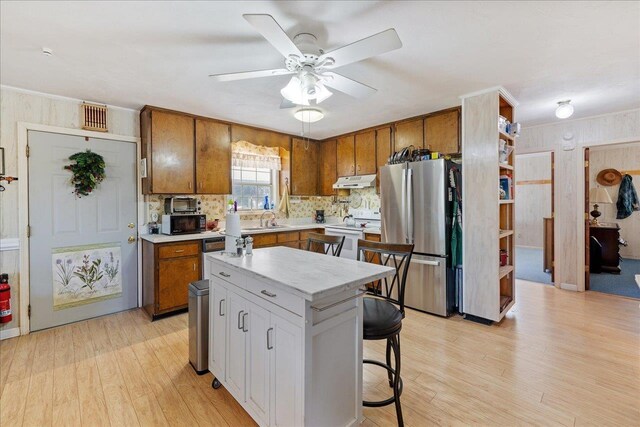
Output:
[207, 246, 395, 301]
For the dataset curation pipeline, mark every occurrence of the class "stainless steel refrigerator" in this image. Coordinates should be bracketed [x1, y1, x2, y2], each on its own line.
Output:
[380, 159, 456, 316]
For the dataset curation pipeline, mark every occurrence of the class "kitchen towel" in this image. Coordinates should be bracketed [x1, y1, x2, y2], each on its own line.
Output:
[278, 180, 291, 218]
[225, 213, 241, 253]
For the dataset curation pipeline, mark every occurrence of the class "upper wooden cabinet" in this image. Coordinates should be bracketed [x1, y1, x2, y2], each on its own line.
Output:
[291, 138, 318, 196]
[394, 118, 424, 152]
[142, 109, 195, 194]
[195, 119, 231, 194]
[355, 131, 376, 175]
[336, 136, 355, 177]
[425, 109, 460, 154]
[319, 139, 337, 196]
[375, 127, 392, 192]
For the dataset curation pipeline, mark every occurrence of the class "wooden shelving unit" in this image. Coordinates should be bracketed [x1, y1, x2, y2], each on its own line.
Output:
[461, 87, 517, 323]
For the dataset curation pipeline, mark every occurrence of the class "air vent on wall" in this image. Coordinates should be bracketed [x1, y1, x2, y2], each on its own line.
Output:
[82, 102, 108, 132]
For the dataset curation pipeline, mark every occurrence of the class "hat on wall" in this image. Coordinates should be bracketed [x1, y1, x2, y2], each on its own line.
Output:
[596, 168, 623, 186]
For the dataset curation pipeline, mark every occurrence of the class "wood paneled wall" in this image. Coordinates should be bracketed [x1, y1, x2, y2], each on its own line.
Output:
[517, 108, 640, 291]
[515, 152, 552, 249]
[589, 142, 640, 259]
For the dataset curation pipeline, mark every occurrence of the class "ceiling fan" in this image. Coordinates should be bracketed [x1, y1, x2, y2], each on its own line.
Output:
[209, 14, 403, 108]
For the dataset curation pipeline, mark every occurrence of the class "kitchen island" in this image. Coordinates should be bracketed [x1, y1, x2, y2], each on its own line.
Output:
[205, 247, 395, 427]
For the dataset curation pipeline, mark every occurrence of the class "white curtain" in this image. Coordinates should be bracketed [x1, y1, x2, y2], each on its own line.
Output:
[232, 140, 281, 170]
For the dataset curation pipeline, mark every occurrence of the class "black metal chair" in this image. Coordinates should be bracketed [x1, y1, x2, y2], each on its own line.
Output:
[305, 232, 345, 257]
[357, 239, 414, 427]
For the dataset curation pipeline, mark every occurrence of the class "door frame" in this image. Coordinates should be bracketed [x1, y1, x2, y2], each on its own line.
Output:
[17, 122, 141, 335]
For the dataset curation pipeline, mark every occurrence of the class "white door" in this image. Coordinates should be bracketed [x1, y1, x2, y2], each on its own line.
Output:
[226, 289, 247, 401]
[270, 312, 302, 427]
[28, 131, 138, 331]
[209, 277, 228, 379]
[246, 301, 271, 425]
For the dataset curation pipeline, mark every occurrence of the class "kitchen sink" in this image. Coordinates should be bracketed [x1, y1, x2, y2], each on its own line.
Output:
[243, 225, 290, 231]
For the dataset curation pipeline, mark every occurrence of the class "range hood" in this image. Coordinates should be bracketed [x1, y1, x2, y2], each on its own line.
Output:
[333, 174, 376, 189]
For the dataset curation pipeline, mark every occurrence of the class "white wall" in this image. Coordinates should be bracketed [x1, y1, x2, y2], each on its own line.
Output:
[515, 152, 552, 248]
[0, 86, 139, 332]
[589, 142, 640, 259]
[517, 109, 640, 291]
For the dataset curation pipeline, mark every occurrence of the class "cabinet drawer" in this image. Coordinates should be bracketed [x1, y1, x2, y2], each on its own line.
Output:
[210, 263, 243, 287]
[252, 233, 277, 248]
[245, 276, 304, 316]
[277, 232, 300, 243]
[158, 242, 200, 259]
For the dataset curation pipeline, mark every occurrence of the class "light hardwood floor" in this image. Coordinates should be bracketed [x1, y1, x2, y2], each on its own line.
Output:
[1, 280, 638, 426]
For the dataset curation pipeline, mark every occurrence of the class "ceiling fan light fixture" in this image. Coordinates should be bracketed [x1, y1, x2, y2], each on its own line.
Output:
[314, 83, 332, 104]
[555, 100, 574, 119]
[281, 76, 309, 106]
[294, 108, 324, 123]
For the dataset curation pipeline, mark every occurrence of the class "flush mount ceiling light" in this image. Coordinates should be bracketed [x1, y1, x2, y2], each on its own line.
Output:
[294, 108, 324, 123]
[555, 100, 574, 119]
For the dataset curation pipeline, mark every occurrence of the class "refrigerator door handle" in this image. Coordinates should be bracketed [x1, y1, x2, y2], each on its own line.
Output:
[401, 169, 407, 242]
[407, 168, 414, 244]
[412, 259, 441, 266]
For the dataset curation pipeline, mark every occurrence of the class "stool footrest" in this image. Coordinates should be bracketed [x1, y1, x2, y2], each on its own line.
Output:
[362, 359, 403, 407]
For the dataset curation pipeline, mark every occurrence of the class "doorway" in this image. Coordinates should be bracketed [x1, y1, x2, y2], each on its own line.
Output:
[514, 152, 554, 285]
[28, 131, 138, 331]
[585, 142, 640, 299]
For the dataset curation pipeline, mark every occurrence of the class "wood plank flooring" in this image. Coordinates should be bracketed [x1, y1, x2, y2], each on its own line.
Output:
[1, 280, 638, 426]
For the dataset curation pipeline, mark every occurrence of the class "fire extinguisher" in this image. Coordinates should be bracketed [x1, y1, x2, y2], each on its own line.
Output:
[0, 274, 12, 324]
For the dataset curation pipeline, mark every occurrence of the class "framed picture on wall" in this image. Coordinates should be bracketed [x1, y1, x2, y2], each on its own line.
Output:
[0, 147, 4, 175]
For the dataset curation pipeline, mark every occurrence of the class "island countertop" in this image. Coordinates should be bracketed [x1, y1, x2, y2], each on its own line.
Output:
[206, 246, 395, 302]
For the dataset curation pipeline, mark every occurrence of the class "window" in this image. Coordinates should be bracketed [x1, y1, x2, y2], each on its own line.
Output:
[232, 165, 278, 210]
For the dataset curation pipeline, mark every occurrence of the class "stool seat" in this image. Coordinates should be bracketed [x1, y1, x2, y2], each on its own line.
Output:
[363, 297, 403, 340]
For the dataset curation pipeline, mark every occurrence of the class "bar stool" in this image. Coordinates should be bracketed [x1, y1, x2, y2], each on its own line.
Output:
[357, 239, 414, 427]
[305, 232, 345, 257]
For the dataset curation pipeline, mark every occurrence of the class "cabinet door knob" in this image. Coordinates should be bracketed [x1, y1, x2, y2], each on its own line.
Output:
[188, 181, 192, 190]
[267, 327, 274, 350]
[238, 310, 244, 330]
[219, 299, 225, 316]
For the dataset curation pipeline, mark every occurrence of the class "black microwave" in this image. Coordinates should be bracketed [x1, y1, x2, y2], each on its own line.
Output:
[161, 214, 206, 235]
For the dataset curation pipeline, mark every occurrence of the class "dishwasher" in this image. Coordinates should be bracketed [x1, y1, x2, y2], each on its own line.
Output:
[202, 236, 225, 279]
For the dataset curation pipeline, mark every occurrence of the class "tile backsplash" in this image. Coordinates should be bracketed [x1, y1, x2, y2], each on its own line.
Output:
[145, 187, 380, 223]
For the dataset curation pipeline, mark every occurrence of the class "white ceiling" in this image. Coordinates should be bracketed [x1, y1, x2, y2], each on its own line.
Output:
[2, 1, 639, 139]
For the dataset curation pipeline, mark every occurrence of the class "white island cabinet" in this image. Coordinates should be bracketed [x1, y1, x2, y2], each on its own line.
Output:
[206, 247, 395, 427]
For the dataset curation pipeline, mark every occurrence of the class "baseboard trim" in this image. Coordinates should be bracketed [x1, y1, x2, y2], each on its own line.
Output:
[0, 327, 20, 340]
[0, 238, 19, 251]
[560, 282, 578, 292]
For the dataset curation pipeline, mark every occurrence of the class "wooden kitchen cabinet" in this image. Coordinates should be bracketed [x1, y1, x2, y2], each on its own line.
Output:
[336, 135, 355, 177]
[196, 119, 231, 194]
[141, 108, 195, 194]
[394, 118, 424, 152]
[319, 139, 337, 196]
[425, 109, 460, 154]
[291, 138, 318, 196]
[355, 130, 376, 175]
[375, 127, 392, 192]
[142, 240, 201, 319]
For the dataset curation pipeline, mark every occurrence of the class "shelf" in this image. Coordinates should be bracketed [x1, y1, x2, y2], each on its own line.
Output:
[499, 130, 514, 142]
[499, 265, 514, 279]
[499, 199, 514, 204]
[499, 163, 513, 170]
[499, 296, 515, 320]
[499, 230, 514, 238]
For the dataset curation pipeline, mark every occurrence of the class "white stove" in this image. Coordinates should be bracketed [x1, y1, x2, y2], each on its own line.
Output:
[324, 209, 381, 259]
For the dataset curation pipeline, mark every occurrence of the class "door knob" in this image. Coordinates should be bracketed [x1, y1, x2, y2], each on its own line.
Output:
[128, 236, 136, 243]
[128, 223, 135, 229]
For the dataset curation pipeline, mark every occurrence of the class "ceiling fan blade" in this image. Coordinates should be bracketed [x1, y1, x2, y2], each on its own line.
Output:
[321, 72, 377, 99]
[243, 14, 303, 59]
[280, 98, 297, 109]
[319, 28, 402, 68]
[209, 68, 293, 82]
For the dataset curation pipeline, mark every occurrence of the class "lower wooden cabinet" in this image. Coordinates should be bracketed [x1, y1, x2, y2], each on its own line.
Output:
[142, 240, 201, 319]
[251, 229, 324, 250]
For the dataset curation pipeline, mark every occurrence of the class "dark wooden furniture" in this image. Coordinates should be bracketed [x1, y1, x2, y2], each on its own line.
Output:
[195, 119, 231, 194]
[336, 135, 355, 177]
[355, 130, 376, 175]
[375, 127, 392, 192]
[543, 217, 553, 273]
[291, 137, 318, 195]
[319, 139, 337, 196]
[394, 118, 423, 151]
[251, 229, 324, 250]
[142, 240, 201, 319]
[590, 223, 621, 274]
[425, 109, 460, 154]
[304, 232, 345, 256]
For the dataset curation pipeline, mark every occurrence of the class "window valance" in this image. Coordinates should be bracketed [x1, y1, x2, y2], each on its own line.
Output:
[232, 140, 281, 170]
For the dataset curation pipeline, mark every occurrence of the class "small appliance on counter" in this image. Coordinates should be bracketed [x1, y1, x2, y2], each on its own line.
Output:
[161, 214, 206, 235]
[164, 196, 202, 215]
[314, 210, 325, 223]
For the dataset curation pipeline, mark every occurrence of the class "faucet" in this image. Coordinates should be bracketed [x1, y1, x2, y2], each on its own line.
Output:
[260, 210, 277, 228]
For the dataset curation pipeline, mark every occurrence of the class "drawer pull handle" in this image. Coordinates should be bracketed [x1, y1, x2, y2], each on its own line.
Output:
[238, 310, 244, 330]
[261, 290, 276, 298]
[267, 327, 274, 350]
[242, 313, 249, 332]
[219, 272, 231, 278]
[219, 299, 225, 316]
[175, 249, 185, 253]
